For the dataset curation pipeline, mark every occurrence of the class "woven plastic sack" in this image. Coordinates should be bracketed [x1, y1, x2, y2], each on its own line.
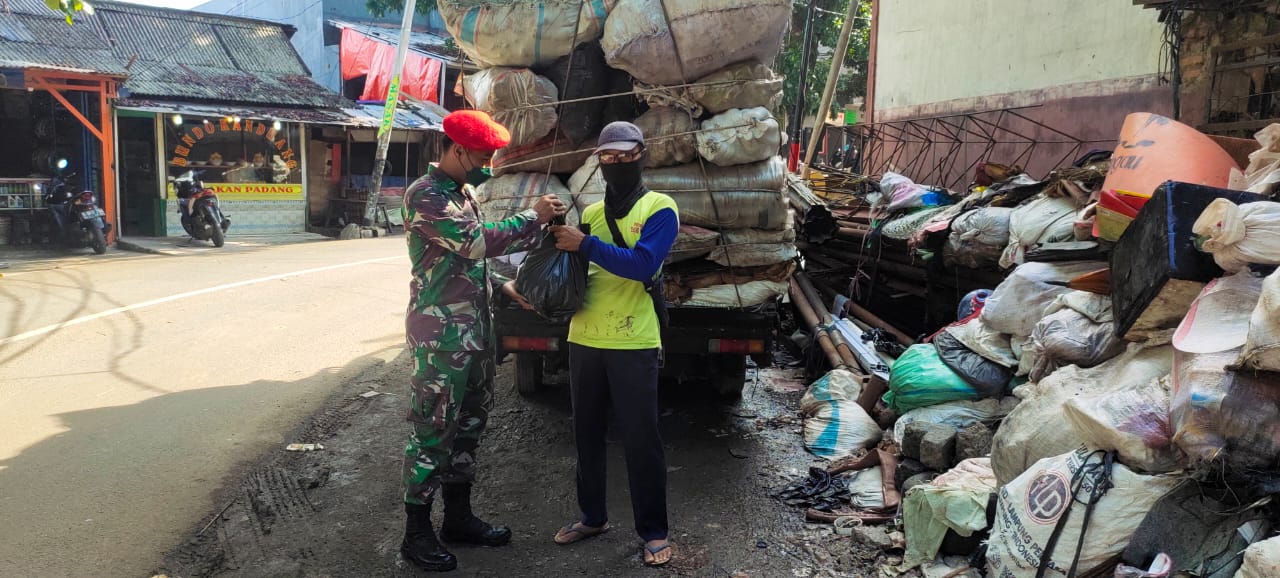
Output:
[1028, 291, 1126, 382]
[689, 61, 783, 114]
[1063, 376, 1182, 473]
[945, 207, 1014, 268]
[462, 68, 558, 148]
[883, 344, 980, 414]
[515, 230, 588, 324]
[882, 207, 948, 241]
[708, 227, 797, 267]
[1000, 194, 1079, 269]
[981, 261, 1107, 338]
[801, 369, 882, 460]
[1239, 268, 1280, 372]
[1192, 199, 1280, 274]
[438, 0, 615, 68]
[697, 107, 782, 167]
[570, 157, 790, 230]
[667, 225, 720, 263]
[684, 279, 787, 308]
[892, 398, 1010, 444]
[492, 133, 596, 177]
[476, 172, 577, 225]
[991, 343, 1174, 486]
[986, 448, 1181, 578]
[601, 0, 790, 86]
[633, 107, 698, 168]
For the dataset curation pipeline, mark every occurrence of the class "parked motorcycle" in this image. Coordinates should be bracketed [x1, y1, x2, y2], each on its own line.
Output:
[40, 159, 110, 255]
[171, 170, 230, 247]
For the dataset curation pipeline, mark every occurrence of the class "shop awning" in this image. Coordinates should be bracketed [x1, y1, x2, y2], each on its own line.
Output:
[114, 99, 443, 131]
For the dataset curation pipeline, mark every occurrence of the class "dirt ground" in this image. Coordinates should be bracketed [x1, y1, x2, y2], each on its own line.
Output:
[156, 351, 907, 578]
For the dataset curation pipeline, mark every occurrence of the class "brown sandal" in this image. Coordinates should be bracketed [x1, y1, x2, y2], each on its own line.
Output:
[554, 521, 610, 545]
[643, 540, 674, 567]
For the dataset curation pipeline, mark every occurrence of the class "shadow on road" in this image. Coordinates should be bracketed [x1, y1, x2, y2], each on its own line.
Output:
[0, 345, 406, 577]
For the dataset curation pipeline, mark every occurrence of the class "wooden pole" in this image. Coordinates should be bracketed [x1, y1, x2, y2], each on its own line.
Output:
[801, 0, 859, 179]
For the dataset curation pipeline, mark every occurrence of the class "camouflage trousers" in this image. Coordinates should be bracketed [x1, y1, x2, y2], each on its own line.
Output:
[403, 347, 495, 505]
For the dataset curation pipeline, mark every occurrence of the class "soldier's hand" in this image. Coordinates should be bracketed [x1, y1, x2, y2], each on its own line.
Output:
[502, 280, 535, 311]
[533, 194, 568, 224]
[551, 225, 586, 252]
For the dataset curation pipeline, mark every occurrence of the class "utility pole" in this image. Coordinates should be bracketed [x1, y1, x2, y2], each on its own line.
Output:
[362, 0, 417, 230]
[802, 0, 859, 179]
[788, 0, 817, 173]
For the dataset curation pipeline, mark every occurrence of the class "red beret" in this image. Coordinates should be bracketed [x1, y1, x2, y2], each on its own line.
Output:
[442, 110, 511, 152]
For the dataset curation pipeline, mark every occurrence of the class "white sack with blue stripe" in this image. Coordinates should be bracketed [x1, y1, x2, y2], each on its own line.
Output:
[800, 369, 882, 460]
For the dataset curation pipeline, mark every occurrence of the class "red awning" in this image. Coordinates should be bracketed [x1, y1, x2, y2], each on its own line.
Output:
[340, 28, 442, 103]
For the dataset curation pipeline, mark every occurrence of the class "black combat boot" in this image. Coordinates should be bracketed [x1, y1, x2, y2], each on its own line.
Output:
[401, 502, 458, 572]
[439, 483, 513, 547]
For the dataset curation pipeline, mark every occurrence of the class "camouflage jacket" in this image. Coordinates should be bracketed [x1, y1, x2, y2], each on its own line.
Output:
[403, 167, 541, 351]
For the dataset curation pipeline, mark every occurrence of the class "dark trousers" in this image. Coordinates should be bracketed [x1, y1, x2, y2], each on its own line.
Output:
[569, 343, 668, 542]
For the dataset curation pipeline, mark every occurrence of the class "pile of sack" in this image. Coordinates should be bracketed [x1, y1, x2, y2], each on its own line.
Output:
[447, 0, 795, 308]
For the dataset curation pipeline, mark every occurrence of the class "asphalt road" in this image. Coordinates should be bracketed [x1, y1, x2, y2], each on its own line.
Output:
[0, 237, 410, 577]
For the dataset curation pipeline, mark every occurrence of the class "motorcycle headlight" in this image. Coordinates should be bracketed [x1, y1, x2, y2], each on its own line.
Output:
[33, 183, 42, 192]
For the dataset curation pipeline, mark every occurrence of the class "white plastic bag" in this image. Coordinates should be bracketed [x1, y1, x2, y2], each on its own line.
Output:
[1063, 376, 1183, 473]
[800, 369, 882, 460]
[462, 68, 559, 147]
[1028, 292, 1126, 382]
[879, 172, 928, 212]
[981, 261, 1107, 338]
[992, 343, 1175, 486]
[697, 107, 782, 167]
[987, 447, 1181, 578]
[1192, 199, 1280, 273]
[1238, 268, 1280, 372]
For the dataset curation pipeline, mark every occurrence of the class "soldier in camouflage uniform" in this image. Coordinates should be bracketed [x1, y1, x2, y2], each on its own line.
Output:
[399, 110, 566, 572]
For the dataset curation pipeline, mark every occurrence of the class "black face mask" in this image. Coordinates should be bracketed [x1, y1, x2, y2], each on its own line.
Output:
[600, 156, 646, 218]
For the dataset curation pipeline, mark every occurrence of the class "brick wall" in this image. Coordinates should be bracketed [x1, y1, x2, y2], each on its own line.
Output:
[1178, 3, 1280, 128]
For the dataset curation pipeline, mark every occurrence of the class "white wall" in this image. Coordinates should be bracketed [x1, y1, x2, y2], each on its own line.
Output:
[875, 0, 1166, 111]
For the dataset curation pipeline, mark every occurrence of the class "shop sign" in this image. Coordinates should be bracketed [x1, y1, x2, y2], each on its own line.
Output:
[208, 183, 303, 196]
[171, 118, 299, 170]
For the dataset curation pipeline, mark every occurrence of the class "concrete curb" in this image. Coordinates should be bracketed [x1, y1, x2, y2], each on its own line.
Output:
[114, 239, 165, 255]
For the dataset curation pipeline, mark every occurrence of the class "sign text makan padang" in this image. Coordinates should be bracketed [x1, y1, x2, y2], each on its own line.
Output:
[171, 118, 299, 170]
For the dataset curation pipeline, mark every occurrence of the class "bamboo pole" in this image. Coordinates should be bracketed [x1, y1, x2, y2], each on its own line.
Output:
[801, 0, 859, 180]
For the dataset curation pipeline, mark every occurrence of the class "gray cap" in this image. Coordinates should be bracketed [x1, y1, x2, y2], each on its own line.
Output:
[594, 121, 645, 153]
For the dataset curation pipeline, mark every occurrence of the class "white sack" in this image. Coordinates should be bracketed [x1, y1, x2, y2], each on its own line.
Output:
[667, 225, 721, 263]
[981, 261, 1107, 338]
[987, 447, 1181, 578]
[689, 61, 783, 114]
[697, 107, 782, 167]
[892, 398, 1011, 444]
[1063, 376, 1183, 473]
[685, 279, 788, 308]
[1192, 198, 1280, 273]
[1239, 268, 1280, 372]
[1000, 194, 1079, 269]
[708, 227, 797, 267]
[1236, 536, 1280, 578]
[462, 68, 558, 147]
[633, 107, 699, 168]
[945, 207, 1015, 269]
[800, 369, 882, 460]
[439, 0, 614, 68]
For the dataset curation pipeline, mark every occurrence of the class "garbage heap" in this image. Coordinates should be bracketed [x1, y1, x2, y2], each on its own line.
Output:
[442, 0, 798, 307]
[782, 113, 1280, 578]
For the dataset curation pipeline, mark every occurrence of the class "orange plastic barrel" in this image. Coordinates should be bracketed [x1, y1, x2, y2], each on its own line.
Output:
[1097, 113, 1240, 239]
[1102, 113, 1239, 197]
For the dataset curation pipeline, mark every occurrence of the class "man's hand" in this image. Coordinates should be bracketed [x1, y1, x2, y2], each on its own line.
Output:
[501, 280, 534, 310]
[533, 194, 568, 224]
[552, 225, 586, 252]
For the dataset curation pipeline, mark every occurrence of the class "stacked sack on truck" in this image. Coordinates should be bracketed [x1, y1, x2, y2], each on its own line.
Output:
[453, 0, 796, 307]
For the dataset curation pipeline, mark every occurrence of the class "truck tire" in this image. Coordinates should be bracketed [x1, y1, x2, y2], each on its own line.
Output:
[713, 354, 748, 399]
[515, 353, 544, 396]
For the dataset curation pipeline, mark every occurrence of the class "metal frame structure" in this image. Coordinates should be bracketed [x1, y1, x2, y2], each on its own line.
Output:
[827, 105, 1090, 191]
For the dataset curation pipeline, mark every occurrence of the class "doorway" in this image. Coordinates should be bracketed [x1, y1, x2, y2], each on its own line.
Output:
[117, 113, 163, 236]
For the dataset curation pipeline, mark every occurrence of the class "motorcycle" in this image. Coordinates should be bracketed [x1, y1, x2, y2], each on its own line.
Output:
[40, 159, 110, 255]
[171, 170, 231, 247]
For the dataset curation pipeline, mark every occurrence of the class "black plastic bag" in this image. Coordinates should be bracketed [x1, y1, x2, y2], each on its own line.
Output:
[536, 42, 608, 147]
[932, 331, 1011, 398]
[515, 227, 588, 324]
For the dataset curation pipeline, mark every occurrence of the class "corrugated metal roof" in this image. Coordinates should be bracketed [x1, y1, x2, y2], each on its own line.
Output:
[0, 0, 344, 108]
[328, 19, 476, 70]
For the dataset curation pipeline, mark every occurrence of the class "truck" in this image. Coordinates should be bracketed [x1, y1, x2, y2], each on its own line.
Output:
[493, 294, 778, 398]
